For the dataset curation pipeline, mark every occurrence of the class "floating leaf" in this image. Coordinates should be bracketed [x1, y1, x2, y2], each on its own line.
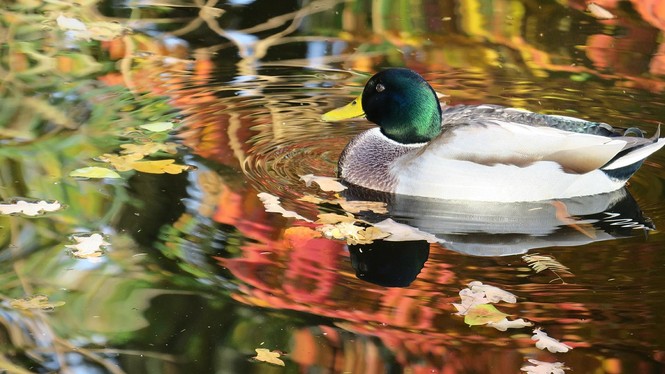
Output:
[468, 281, 517, 303]
[464, 304, 509, 326]
[531, 328, 573, 353]
[316, 212, 356, 224]
[487, 318, 533, 331]
[69, 166, 122, 179]
[258, 192, 311, 222]
[253, 348, 285, 366]
[130, 159, 191, 174]
[587, 3, 616, 20]
[65, 233, 109, 259]
[139, 121, 175, 132]
[0, 200, 62, 216]
[300, 195, 388, 214]
[373, 218, 438, 243]
[99, 153, 191, 174]
[56, 14, 86, 31]
[337, 199, 388, 214]
[453, 288, 489, 315]
[120, 142, 178, 156]
[521, 359, 569, 374]
[10, 295, 65, 311]
[300, 174, 347, 192]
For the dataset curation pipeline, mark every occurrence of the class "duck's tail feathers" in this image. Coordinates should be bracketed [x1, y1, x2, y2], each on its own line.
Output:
[602, 125, 665, 172]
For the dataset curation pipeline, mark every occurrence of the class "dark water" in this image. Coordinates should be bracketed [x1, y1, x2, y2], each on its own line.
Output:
[3, 0, 665, 373]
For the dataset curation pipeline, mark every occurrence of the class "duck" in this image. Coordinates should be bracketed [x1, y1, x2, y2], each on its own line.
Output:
[321, 68, 665, 202]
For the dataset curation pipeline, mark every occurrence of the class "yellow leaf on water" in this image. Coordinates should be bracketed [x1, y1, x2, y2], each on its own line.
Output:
[98, 153, 143, 171]
[130, 159, 191, 174]
[69, 166, 122, 179]
[253, 348, 285, 366]
[10, 295, 65, 311]
[99, 153, 191, 174]
[464, 304, 509, 326]
[120, 142, 178, 156]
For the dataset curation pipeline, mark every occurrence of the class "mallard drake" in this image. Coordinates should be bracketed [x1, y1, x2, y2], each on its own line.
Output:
[322, 68, 665, 202]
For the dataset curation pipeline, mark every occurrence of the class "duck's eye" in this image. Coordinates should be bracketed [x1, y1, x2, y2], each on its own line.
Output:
[376, 83, 385, 93]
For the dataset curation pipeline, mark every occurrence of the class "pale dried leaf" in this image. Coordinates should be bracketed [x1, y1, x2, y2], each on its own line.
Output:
[453, 288, 489, 315]
[531, 328, 572, 353]
[337, 199, 388, 214]
[253, 348, 285, 366]
[587, 3, 616, 20]
[521, 359, 569, 374]
[10, 295, 65, 311]
[522, 253, 571, 275]
[300, 174, 347, 192]
[140, 121, 174, 132]
[468, 281, 517, 303]
[86, 21, 128, 41]
[487, 318, 533, 331]
[316, 212, 356, 224]
[69, 166, 122, 179]
[56, 14, 86, 31]
[299, 195, 324, 204]
[258, 192, 311, 222]
[65, 233, 109, 259]
[0, 200, 62, 216]
[373, 218, 438, 243]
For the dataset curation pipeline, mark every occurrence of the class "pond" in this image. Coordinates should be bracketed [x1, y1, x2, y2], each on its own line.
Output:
[2, 0, 665, 372]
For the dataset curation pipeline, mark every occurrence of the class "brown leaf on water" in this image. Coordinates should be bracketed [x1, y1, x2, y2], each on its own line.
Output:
[253, 348, 285, 366]
[10, 295, 65, 311]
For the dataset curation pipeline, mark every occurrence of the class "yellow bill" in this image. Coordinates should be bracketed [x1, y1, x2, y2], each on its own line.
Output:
[321, 95, 365, 122]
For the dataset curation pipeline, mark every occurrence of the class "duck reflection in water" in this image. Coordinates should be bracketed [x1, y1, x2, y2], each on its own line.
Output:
[349, 240, 430, 288]
[346, 186, 653, 287]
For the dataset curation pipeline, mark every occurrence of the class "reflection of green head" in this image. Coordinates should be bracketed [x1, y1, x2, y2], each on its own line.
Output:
[361, 68, 442, 144]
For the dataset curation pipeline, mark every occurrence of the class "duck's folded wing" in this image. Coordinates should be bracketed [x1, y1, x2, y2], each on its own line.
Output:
[417, 120, 645, 173]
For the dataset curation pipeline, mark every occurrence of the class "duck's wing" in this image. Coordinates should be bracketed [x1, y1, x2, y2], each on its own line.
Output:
[441, 105, 624, 136]
[415, 119, 662, 174]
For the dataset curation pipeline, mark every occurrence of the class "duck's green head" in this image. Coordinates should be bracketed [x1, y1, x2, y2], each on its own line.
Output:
[322, 68, 442, 144]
